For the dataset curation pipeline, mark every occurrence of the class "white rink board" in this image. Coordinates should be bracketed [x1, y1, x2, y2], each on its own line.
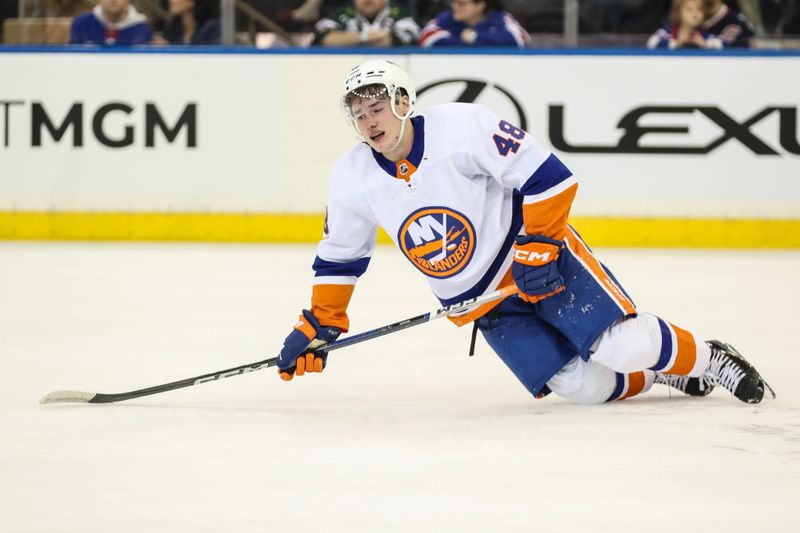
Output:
[1, 51, 799, 218]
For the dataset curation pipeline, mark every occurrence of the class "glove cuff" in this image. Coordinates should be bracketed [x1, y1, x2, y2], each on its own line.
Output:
[513, 236, 561, 266]
[294, 309, 342, 343]
[293, 310, 319, 340]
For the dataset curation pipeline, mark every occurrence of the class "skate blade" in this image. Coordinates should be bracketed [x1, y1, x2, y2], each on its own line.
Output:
[762, 380, 777, 400]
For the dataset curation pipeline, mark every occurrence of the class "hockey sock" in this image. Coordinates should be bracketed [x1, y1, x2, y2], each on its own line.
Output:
[648, 318, 711, 378]
[605, 370, 656, 401]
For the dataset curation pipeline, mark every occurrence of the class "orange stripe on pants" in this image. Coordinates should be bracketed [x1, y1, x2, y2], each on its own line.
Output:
[664, 323, 697, 375]
[620, 371, 646, 400]
[565, 228, 636, 316]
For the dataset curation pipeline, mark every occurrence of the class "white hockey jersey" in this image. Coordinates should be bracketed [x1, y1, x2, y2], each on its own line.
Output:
[310, 103, 578, 330]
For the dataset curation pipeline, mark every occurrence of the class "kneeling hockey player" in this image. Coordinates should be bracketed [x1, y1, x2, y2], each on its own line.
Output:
[276, 59, 774, 405]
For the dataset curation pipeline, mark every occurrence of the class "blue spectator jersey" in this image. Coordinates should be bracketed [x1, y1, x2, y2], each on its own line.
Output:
[420, 10, 529, 48]
[702, 3, 754, 48]
[69, 6, 153, 45]
[646, 26, 723, 49]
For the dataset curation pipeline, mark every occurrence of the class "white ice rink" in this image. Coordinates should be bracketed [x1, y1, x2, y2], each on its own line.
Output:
[1, 242, 799, 533]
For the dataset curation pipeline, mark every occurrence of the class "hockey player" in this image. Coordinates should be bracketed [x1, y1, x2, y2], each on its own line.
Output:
[276, 59, 774, 405]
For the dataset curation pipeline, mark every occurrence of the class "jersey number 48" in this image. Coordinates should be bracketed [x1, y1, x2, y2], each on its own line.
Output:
[493, 120, 525, 157]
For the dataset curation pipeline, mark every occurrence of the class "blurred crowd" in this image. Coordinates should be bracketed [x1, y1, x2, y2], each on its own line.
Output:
[1, 0, 799, 47]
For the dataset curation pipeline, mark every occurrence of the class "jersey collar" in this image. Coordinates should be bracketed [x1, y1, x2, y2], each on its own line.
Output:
[371, 115, 425, 182]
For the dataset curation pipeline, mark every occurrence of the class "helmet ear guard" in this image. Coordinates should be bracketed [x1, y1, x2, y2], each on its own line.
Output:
[340, 60, 416, 133]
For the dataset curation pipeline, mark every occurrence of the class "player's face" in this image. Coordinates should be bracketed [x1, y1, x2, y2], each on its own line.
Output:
[351, 95, 410, 153]
[452, 0, 486, 25]
[681, 0, 704, 28]
[355, 0, 388, 19]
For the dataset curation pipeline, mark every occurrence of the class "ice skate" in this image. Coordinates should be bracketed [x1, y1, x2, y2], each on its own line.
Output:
[704, 340, 776, 404]
[655, 373, 715, 397]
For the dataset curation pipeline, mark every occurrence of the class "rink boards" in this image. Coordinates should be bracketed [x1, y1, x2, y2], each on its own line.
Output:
[1, 48, 799, 247]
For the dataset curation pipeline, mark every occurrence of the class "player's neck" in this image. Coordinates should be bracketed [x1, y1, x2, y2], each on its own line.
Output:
[382, 120, 415, 163]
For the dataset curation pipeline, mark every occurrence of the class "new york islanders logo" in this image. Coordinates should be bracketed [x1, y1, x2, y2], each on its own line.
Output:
[398, 207, 476, 278]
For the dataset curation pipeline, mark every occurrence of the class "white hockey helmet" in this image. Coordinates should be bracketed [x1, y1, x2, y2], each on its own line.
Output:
[340, 59, 417, 127]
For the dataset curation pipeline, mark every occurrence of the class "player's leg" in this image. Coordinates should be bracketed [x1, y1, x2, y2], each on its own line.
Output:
[476, 296, 657, 404]
[544, 356, 656, 404]
[537, 226, 772, 402]
[590, 315, 773, 402]
[588, 311, 714, 396]
[476, 297, 577, 400]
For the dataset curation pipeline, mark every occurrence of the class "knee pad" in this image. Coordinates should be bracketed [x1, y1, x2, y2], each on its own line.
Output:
[546, 357, 617, 405]
[590, 313, 662, 372]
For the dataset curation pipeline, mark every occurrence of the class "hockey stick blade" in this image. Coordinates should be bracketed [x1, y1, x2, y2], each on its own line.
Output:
[40, 390, 98, 404]
[39, 286, 517, 405]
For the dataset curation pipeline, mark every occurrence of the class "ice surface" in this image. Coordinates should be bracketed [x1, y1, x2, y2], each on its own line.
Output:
[1, 242, 799, 532]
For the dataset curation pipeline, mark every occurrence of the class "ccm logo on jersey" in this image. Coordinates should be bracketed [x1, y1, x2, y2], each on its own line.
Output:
[398, 207, 476, 278]
[513, 247, 553, 266]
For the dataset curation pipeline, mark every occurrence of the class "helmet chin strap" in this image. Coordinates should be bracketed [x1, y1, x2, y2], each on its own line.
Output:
[386, 115, 409, 154]
[351, 91, 412, 157]
[383, 93, 412, 156]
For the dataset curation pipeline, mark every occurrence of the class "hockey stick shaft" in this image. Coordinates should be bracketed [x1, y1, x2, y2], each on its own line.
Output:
[40, 285, 517, 404]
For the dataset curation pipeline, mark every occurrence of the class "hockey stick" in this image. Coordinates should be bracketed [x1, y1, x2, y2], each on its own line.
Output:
[39, 285, 518, 405]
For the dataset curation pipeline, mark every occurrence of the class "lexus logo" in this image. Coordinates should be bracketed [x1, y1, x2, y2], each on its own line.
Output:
[417, 79, 528, 131]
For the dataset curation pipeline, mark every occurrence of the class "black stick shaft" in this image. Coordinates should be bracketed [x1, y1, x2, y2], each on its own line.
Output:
[47, 286, 516, 404]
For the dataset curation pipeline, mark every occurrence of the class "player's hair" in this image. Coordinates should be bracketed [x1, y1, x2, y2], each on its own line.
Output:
[669, 0, 703, 28]
[344, 83, 409, 109]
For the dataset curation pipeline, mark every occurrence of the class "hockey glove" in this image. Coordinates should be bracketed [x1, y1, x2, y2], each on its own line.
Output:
[277, 310, 342, 381]
[512, 234, 565, 303]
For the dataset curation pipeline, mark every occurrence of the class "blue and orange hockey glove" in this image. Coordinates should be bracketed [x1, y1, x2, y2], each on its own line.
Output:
[277, 310, 342, 381]
[512, 234, 565, 303]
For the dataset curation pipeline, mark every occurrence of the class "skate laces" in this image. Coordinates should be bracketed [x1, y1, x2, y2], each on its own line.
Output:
[705, 348, 747, 393]
[656, 374, 713, 393]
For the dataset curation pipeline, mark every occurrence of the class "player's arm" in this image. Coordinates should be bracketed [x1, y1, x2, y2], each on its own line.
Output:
[471, 107, 578, 302]
[276, 173, 378, 381]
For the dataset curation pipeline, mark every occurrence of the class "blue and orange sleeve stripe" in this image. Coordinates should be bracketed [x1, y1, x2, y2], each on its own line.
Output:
[310, 256, 371, 332]
[519, 154, 578, 240]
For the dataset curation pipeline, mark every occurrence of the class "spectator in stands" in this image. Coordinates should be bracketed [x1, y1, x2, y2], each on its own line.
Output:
[69, 0, 152, 44]
[278, 0, 351, 30]
[647, 0, 723, 49]
[313, 0, 419, 46]
[160, 0, 220, 44]
[702, 0, 754, 47]
[420, 0, 529, 48]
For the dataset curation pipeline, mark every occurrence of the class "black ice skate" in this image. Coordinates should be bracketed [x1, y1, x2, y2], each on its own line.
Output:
[704, 340, 776, 404]
[654, 373, 715, 397]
